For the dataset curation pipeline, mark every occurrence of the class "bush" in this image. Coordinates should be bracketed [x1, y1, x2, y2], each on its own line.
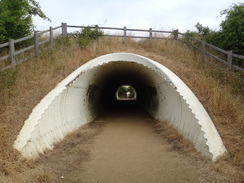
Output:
[76, 25, 103, 48]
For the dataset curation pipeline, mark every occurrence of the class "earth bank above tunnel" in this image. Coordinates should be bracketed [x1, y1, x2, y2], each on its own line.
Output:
[14, 53, 226, 161]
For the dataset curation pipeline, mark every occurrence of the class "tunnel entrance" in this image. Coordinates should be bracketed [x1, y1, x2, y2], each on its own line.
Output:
[116, 85, 137, 101]
[14, 53, 226, 161]
[86, 61, 159, 118]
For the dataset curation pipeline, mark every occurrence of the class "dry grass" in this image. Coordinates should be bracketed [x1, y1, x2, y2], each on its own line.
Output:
[156, 121, 244, 182]
[0, 36, 243, 182]
[155, 121, 199, 155]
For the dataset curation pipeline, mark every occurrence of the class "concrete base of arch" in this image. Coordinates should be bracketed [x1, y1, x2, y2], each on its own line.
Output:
[14, 53, 226, 161]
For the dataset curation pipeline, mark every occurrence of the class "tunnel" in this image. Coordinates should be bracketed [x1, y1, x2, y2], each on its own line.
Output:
[86, 61, 159, 116]
[14, 53, 226, 161]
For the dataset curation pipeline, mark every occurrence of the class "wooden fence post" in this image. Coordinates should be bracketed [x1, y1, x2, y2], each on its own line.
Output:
[34, 31, 39, 57]
[49, 27, 53, 48]
[202, 40, 206, 61]
[62, 22, 67, 37]
[123, 26, 127, 44]
[186, 31, 190, 46]
[9, 39, 15, 65]
[227, 50, 233, 70]
[149, 28, 152, 41]
[173, 29, 178, 40]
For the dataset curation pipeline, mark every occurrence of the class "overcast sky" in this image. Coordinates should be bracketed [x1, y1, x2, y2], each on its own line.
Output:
[33, 0, 241, 33]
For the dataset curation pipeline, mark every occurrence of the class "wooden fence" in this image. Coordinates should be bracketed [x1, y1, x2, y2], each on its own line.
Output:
[179, 33, 244, 71]
[0, 22, 243, 71]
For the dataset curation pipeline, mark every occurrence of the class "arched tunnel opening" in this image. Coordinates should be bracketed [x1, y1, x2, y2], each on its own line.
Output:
[14, 53, 226, 161]
[86, 61, 158, 117]
[116, 85, 137, 101]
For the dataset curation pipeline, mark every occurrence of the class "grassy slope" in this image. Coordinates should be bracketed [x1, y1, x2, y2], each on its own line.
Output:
[0, 37, 243, 182]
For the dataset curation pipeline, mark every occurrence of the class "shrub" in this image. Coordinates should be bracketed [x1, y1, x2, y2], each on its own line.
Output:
[76, 25, 103, 48]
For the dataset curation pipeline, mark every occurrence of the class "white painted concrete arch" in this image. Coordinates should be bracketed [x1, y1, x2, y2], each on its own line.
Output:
[14, 53, 226, 161]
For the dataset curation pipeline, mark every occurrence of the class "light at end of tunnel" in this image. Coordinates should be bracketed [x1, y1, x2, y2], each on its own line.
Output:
[116, 85, 137, 101]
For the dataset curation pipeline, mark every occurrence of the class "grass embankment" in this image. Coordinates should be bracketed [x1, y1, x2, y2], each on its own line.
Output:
[0, 36, 243, 182]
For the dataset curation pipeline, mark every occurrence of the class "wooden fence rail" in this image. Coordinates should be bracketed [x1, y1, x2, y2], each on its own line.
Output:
[181, 33, 244, 71]
[0, 22, 243, 71]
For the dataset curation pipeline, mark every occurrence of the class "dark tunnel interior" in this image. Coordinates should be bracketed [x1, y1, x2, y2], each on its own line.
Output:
[86, 61, 159, 117]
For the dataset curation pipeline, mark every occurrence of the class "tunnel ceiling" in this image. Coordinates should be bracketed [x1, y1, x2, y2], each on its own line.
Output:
[14, 53, 227, 161]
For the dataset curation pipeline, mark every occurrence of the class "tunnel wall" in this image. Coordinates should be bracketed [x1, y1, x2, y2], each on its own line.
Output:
[14, 53, 226, 161]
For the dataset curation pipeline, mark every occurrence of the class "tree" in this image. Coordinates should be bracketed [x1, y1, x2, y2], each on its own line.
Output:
[218, 3, 244, 54]
[195, 22, 210, 38]
[187, 3, 244, 55]
[0, 0, 50, 43]
[183, 22, 211, 42]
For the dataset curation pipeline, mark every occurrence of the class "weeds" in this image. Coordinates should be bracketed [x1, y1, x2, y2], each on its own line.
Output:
[0, 68, 19, 108]
[37, 173, 53, 183]
[155, 121, 198, 154]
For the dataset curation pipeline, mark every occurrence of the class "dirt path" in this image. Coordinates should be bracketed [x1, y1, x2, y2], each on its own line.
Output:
[29, 111, 203, 183]
[6, 112, 242, 183]
[72, 114, 199, 183]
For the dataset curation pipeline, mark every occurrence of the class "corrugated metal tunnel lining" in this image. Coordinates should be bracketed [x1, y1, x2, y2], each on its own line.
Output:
[14, 53, 226, 161]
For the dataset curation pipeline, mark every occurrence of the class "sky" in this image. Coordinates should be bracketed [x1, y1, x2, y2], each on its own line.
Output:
[33, 0, 241, 33]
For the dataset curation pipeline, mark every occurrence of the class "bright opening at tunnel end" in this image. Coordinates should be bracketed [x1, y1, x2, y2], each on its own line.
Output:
[116, 85, 137, 101]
